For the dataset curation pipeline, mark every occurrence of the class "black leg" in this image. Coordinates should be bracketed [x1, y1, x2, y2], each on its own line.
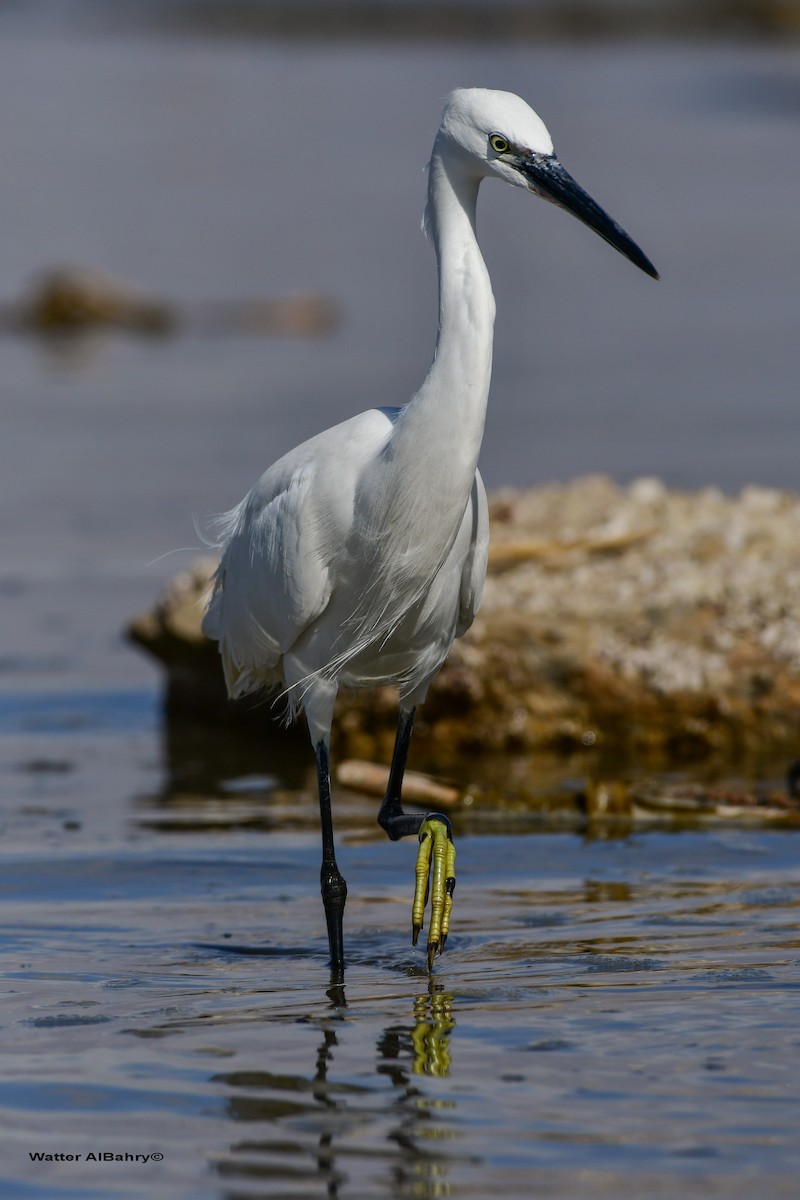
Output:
[377, 708, 452, 842]
[378, 708, 421, 840]
[315, 741, 347, 974]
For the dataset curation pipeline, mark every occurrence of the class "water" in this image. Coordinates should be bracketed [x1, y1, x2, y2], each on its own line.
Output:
[3, 689, 800, 1198]
[2, 14, 800, 1199]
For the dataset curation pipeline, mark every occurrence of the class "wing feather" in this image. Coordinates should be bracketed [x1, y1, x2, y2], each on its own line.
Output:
[203, 463, 335, 698]
[203, 407, 396, 698]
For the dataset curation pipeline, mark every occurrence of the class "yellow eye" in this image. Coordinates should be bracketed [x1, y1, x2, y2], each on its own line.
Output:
[489, 134, 510, 155]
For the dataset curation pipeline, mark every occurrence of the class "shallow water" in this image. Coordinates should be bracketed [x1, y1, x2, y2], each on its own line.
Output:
[2, 14, 800, 1199]
[3, 689, 800, 1199]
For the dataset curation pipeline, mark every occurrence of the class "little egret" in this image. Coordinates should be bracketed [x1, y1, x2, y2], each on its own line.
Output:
[203, 88, 657, 974]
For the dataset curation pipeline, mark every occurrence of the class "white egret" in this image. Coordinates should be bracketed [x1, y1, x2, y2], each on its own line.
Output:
[203, 88, 657, 975]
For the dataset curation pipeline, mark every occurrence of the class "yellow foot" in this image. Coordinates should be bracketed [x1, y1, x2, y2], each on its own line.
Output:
[411, 814, 456, 970]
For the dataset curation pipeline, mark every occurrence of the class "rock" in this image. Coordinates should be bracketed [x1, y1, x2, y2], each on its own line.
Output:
[0, 266, 338, 339]
[127, 476, 800, 766]
[14, 267, 174, 334]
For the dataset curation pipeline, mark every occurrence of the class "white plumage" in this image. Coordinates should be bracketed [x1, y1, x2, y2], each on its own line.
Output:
[202, 87, 657, 973]
[203, 407, 488, 745]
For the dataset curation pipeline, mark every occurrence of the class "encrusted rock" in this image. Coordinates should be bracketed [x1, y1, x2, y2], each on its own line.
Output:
[128, 476, 800, 765]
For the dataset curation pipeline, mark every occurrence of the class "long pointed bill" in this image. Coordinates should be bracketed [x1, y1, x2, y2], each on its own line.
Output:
[518, 153, 659, 280]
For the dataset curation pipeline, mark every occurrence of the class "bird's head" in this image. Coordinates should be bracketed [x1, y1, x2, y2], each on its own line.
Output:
[435, 87, 658, 279]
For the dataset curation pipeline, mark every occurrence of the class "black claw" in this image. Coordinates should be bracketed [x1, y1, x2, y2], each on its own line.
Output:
[427, 941, 438, 972]
[412, 925, 421, 946]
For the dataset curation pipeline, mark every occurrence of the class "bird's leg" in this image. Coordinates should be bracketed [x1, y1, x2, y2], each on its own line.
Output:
[377, 708, 456, 970]
[377, 707, 420, 840]
[315, 740, 347, 976]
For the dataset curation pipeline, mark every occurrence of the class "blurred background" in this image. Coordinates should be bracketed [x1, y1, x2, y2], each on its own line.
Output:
[1, 0, 798, 713]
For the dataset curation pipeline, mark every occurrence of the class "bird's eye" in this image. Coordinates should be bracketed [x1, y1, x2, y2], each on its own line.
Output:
[489, 134, 510, 155]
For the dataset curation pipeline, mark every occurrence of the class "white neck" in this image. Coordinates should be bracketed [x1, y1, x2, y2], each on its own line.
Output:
[376, 145, 495, 538]
[354, 143, 495, 627]
[406, 145, 496, 470]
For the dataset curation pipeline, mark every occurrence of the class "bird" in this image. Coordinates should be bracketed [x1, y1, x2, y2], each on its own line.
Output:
[202, 87, 658, 976]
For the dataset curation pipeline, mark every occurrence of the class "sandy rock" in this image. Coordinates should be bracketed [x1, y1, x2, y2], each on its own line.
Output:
[128, 476, 800, 764]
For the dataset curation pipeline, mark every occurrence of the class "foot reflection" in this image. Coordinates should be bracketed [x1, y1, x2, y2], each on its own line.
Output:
[378, 982, 455, 1082]
[411, 987, 455, 1078]
[212, 983, 458, 1199]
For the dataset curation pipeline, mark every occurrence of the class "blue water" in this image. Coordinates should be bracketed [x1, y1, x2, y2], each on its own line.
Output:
[0, 690, 158, 736]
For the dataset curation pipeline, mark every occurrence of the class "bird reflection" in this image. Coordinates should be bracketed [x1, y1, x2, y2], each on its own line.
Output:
[212, 983, 457, 1199]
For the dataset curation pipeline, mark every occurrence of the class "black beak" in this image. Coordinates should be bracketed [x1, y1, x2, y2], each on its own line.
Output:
[517, 152, 659, 280]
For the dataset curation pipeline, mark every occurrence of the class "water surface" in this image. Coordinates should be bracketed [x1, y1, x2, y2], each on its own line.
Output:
[2, 690, 800, 1198]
